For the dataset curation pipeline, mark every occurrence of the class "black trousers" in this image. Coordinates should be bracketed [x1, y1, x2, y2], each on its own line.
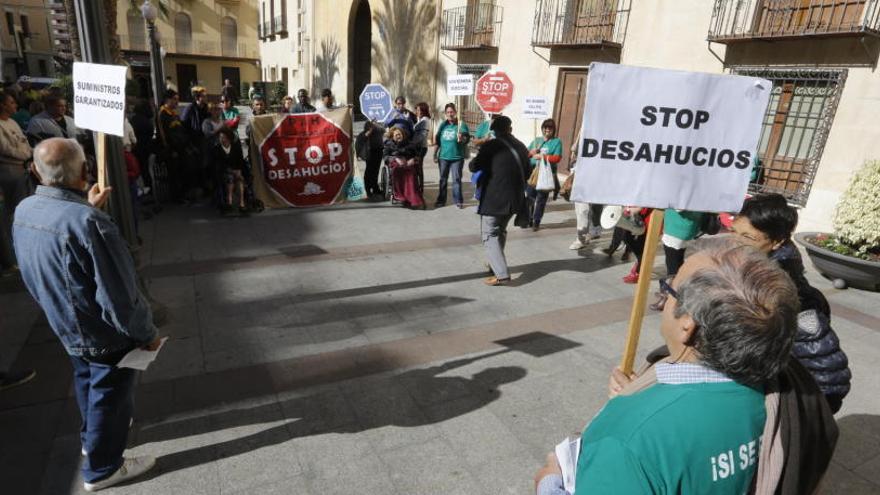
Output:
[664, 244, 686, 280]
[363, 151, 382, 196]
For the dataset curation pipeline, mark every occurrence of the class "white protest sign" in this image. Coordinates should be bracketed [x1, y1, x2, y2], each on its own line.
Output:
[571, 63, 771, 213]
[522, 96, 549, 120]
[73, 62, 127, 137]
[447, 74, 474, 96]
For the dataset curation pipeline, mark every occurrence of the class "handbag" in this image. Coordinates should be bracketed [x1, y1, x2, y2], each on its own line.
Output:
[498, 138, 532, 228]
[527, 165, 539, 188]
[559, 172, 574, 201]
[536, 158, 555, 191]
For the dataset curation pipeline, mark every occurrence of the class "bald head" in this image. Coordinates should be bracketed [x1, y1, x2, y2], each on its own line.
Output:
[33, 138, 86, 188]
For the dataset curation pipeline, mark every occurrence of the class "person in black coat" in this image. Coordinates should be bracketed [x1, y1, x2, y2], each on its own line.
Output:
[468, 116, 529, 286]
[211, 126, 247, 212]
[732, 193, 851, 413]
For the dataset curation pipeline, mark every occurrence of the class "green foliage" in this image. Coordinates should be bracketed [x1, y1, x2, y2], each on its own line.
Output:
[271, 81, 287, 106]
[832, 160, 880, 260]
[50, 75, 74, 110]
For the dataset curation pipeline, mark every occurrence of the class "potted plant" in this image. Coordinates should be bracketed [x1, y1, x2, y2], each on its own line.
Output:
[795, 160, 880, 291]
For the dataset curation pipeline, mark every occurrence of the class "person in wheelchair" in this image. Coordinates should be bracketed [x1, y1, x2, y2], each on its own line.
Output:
[382, 122, 424, 209]
[211, 127, 248, 214]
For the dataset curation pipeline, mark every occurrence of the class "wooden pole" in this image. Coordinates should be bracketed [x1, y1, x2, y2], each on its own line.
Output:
[619, 209, 666, 375]
[95, 131, 108, 192]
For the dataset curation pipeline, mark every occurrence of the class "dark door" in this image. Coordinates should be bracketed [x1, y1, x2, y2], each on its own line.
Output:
[176, 63, 197, 101]
[553, 68, 588, 174]
[221, 66, 241, 99]
[349, 0, 371, 118]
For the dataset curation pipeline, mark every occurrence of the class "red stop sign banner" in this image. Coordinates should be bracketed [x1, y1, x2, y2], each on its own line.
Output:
[476, 71, 514, 114]
[258, 113, 352, 207]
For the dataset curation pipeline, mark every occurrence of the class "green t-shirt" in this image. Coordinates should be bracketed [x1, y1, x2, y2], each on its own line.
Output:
[527, 137, 563, 167]
[222, 107, 240, 121]
[474, 120, 493, 140]
[437, 120, 470, 161]
[575, 381, 765, 494]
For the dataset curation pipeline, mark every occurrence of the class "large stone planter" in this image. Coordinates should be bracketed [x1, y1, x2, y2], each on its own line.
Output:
[795, 232, 880, 291]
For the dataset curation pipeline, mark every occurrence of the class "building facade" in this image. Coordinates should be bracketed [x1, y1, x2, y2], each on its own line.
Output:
[257, 0, 313, 97]
[1, 0, 57, 81]
[265, 0, 879, 232]
[116, 0, 261, 101]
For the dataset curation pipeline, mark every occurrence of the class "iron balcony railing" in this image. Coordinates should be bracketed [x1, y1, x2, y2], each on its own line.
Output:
[259, 21, 273, 39]
[708, 0, 880, 42]
[532, 0, 630, 47]
[273, 15, 287, 34]
[120, 35, 259, 59]
[441, 3, 503, 50]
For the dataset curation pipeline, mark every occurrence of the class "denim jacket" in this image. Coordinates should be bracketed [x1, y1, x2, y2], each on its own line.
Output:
[13, 186, 156, 357]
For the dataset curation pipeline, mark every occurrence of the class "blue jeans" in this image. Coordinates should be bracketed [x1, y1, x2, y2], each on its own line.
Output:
[527, 186, 550, 226]
[70, 353, 137, 483]
[437, 159, 464, 205]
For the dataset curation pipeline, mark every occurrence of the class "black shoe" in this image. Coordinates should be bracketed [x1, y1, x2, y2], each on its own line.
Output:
[0, 369, 36, 391]
[434, 202, 445, 208]
[601, 247, 615, 257]
[532, 224, 540, 232]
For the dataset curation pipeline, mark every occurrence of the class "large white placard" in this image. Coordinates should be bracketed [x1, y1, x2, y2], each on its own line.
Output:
[447, 74, 474, 96]
[73, 62, 127, 137]
[570, 63, 771, 213]
[522, 96, 549, 120]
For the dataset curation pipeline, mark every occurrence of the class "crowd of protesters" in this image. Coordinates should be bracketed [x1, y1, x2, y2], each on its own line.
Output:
[0, 72, 857, 494]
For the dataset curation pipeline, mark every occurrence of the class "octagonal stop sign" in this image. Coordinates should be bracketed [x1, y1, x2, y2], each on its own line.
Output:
[260, 113, 352, 207]
[475, 71, 514, 114]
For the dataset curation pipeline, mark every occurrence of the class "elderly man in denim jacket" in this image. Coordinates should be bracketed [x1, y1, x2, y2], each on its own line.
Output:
[13, 138, 159, 492]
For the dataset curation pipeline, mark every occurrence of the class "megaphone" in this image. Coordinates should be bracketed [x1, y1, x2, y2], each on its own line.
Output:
[600, 206, 646, 235]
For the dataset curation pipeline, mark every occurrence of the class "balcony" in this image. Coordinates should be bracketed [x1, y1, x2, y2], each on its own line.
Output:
[441, 3, 503, 50]
[120, 35, 260, 59]
[259, 21, 274, 40]
[708, 0, 880, 42]
[273, 15, 287, 35]
[532, 0, 630, 48]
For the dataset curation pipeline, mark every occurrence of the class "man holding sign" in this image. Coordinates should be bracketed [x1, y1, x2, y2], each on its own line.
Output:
[14, 138, 160, 491]
[534, 238, 801, 494]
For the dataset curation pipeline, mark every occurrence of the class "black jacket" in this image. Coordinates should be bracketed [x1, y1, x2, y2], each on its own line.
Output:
[211, 141, 246, 179]
[382, 139, 419, 161]
[772, 240, 851, 402]
[469, 134, 529, 217]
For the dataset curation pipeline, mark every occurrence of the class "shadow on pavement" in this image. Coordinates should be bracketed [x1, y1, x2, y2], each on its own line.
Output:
[123, 332, 580, 482]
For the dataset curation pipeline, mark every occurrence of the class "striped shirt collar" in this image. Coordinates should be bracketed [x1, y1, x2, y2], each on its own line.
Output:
[655, 362, 733, 384]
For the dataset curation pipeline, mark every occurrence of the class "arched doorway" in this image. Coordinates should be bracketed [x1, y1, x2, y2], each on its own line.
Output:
[349, 0, 371, 118]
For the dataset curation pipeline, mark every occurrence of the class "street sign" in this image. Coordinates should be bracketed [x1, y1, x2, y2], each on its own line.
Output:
[447, 74, 474, 96]
[522, 96, 549, 120]
[359, 83, 393, 122]
[475, 71, 514, 114]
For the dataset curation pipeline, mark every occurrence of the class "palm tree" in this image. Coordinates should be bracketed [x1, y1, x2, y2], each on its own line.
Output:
[61, 0, 169, 64]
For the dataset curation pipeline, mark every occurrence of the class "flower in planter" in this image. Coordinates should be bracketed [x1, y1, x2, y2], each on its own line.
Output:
[831, 160, 880, 261]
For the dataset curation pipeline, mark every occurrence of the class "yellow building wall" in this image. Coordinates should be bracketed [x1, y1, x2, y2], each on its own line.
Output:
[117, 0, 260, 96]
[1, 0, 56, 78]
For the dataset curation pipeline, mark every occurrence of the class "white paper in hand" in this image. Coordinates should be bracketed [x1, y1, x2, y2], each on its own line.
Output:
[117, 337, 168, 370]
[555, 436, 581, 493]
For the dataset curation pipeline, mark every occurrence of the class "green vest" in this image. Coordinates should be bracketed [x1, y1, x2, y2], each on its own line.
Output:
[575, 382, 765, 494]
[437, 120, 469, 160]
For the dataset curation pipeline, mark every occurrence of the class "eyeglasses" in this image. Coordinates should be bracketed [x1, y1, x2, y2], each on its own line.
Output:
[659, 278, 679, 300]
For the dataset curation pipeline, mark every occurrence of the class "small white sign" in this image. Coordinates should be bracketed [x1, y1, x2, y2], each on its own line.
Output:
[571, 63, 772, 213]
[522, 96, 550, 120]
[72, 62, 127, 137]
[447, 74, 474, 96]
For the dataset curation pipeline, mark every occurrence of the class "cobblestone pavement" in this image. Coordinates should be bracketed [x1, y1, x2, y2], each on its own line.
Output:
[1, 159, 879, 494]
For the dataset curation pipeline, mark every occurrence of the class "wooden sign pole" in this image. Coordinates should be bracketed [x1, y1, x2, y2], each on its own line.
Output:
[619, 208, 665, 375]
[95, 131, 108, 192]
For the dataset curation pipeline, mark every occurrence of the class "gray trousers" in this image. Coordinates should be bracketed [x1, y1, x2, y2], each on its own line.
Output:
[481, 214, 512, 279]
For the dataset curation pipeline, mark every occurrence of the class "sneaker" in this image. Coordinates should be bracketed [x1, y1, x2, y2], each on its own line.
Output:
[83, 456, 156, 492]
[0, 369, 36, 391]
[484, 276, 510, 286]
[622, 272, 639, 284]
[569, 239, 586, 250]
[455, 203, 465, 209]
[531, 224, 540, 232]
